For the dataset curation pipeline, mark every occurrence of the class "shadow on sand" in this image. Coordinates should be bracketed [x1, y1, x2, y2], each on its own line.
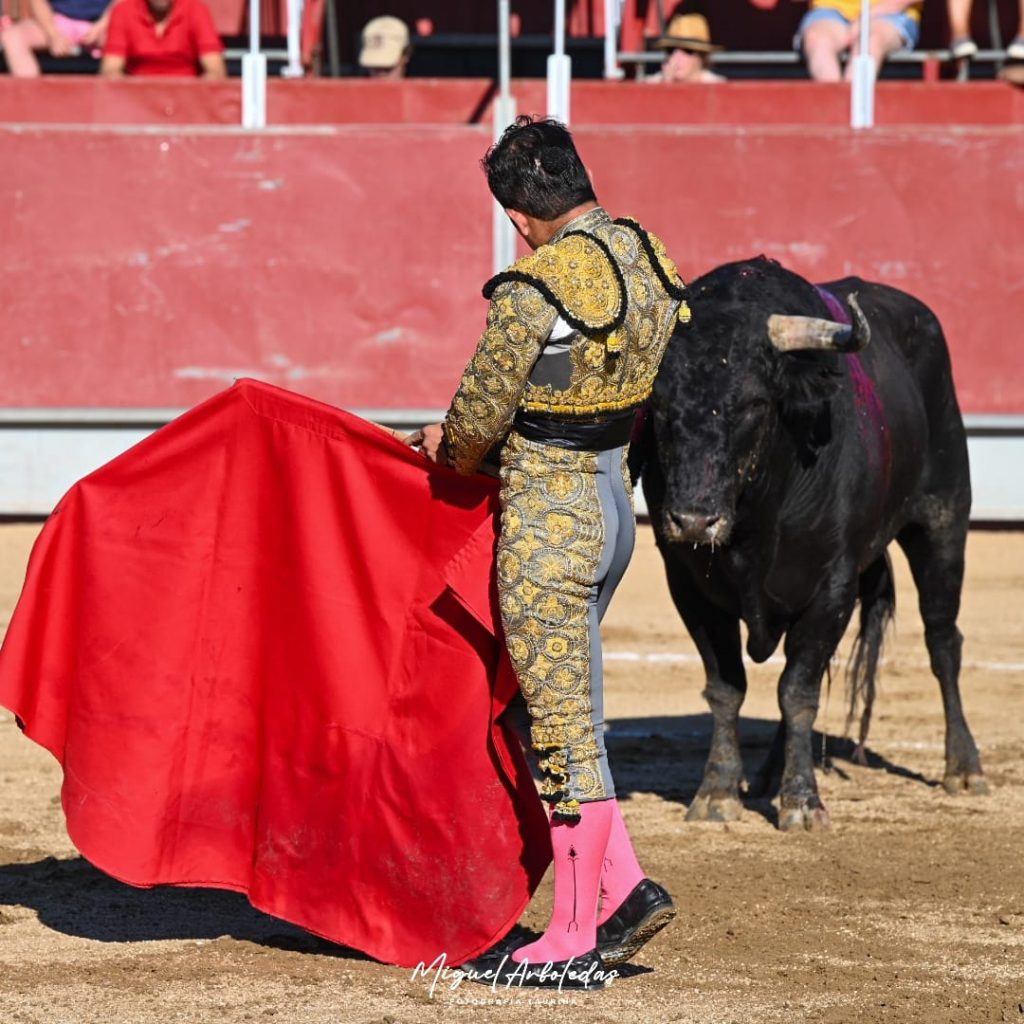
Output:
[606, 711, 941, 825]
[0, 854, 365, 956]
[0, 711, 938, 947]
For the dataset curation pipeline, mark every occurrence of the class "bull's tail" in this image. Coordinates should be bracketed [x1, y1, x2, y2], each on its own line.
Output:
[845, 552, 896, 764]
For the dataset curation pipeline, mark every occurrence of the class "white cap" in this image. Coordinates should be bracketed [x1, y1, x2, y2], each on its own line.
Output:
[359, 15, 410, 69]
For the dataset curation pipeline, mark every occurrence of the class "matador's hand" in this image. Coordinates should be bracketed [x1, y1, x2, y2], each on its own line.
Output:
[418, 423, 450, 465]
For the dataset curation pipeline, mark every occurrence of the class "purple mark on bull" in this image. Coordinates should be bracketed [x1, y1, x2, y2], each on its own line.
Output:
[815, 286, 892, 492]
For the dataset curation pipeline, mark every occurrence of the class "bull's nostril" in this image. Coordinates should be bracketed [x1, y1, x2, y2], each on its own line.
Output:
[668, 510, 689, 531]
[668, 511, 720, 540]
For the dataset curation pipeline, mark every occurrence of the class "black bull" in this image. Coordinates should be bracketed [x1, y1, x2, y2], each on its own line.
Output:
[635, 256, 985, 831]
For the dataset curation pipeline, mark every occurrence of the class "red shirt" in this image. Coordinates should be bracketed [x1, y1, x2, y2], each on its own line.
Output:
[104, 0, 223, 77]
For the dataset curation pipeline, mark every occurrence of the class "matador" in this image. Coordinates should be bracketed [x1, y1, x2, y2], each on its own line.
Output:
[418, 116, 689, 987]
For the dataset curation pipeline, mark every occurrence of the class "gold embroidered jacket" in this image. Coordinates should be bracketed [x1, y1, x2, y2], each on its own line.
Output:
[443, 207, 689, 474]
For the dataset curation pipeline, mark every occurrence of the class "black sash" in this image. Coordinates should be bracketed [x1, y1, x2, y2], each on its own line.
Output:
[513, 408, 637, 451]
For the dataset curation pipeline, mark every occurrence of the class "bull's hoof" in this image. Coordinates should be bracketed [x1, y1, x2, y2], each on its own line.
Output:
[942, 772, 989, 796]
[685, 793, 743, 823]
[778, 805, 832, 833]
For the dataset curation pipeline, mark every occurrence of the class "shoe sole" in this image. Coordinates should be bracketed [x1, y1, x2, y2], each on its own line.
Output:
[598, 903, 677, 967]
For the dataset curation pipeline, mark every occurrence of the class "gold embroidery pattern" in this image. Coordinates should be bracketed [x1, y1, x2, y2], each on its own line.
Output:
[644, 229, 693, 326]
[444, 282, 557, 474]
[518, 215, 685, 417]
[497, 432, 611, 821]
[444, 209, 686, 473]
[485, 233, 624, 333]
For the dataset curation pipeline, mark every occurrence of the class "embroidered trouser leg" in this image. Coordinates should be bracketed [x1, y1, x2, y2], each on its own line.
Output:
[497, 432, 635, 822]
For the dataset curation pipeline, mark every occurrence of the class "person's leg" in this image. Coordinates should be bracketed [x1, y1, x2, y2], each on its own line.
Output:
[51, 13, 94, 47]
[496, 438, 676, 968]
[947, 0, 974, 44]
[497, 437, 617, 964]
[1, 18, 48, 77]
[498, 441, 634, 793]
[511, 799, 615, 965]
[869, 21, 903, 70]
[589, 447, 678, 964]
[857, 13, 917, 78]
[798, 9, 850, 81]
[591, 447, 646, 917]
[1008, 0, 1024, 57]
[594, 447, 635, 624]
[597, 802, 645, 924]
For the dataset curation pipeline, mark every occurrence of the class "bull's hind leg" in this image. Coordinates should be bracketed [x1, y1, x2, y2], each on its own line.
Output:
[896, 519, 986, 794]
[662, 562, 748, 823]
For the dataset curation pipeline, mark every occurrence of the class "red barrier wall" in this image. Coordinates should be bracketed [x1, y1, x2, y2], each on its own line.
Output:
[2, 78, 1023, 127]
[1, 117, 1022, 413]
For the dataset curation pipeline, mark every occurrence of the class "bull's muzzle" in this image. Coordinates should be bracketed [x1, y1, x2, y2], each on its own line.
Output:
[663, 510, 732, 546]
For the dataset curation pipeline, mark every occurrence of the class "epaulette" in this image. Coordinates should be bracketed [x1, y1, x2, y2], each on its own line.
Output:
[614, 217, 688, 301]
[482, 231, 626, 337]
[615, 217, 691, 324]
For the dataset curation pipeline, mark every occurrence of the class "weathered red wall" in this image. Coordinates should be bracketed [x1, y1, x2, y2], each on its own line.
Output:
[3, 78, 1023, 126]
[1, 87, 1022, 414]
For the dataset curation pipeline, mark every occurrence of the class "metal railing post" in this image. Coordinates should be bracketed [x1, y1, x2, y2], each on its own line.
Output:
[547, 0, 571, 123]
[850, 1, 875, 128]
[282, 0, 305, 78]
[242, 0, 268, 127]
[493, 0, 517, 275]
[604, 0, 623, 80]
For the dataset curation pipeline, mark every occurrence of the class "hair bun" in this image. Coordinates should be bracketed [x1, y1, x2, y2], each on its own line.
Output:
[539, 147, 569, 175]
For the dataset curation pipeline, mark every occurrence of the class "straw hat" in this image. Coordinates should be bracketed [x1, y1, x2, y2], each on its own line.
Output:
[359, 15, 411, 69]
[653, 13, 722, 53]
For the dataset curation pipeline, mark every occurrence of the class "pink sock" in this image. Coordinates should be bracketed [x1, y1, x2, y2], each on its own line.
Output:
[512, 800, 614, 964]
[597, 801, 646, 925]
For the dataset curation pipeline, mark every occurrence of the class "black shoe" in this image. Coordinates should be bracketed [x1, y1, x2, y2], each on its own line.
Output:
[459, 926, 539, 973]
[596, 878, 676, 966]
[462, 948, 614, 990]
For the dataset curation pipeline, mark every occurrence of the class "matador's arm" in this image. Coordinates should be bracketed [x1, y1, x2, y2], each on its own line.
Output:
[443, 281, 557, 475]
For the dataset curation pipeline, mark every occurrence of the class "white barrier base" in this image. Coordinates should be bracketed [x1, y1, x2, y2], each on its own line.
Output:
[0, 413, 1020, 521]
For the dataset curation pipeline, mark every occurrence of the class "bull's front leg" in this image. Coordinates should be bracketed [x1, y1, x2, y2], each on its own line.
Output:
[663, 562, 748, 822]
[689, 665, 748, 823]
[776, 580, 858, 832]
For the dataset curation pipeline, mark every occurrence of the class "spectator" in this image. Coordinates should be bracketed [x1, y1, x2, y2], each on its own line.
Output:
[358, 14, 410, 78]
[796, 0, 922, 82]
[947, 0, 1024, 60]
[99, 0, 225, 77]
[648, 13, 724, 82]
[1, 0, 113, 77]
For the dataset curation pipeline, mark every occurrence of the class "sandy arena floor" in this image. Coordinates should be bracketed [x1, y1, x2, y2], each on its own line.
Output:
[0, 523, 1021, 1024]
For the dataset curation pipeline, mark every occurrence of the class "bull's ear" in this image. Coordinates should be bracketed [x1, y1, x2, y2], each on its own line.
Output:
[776, 357, 840, 464]
[767, 293, 870, 354]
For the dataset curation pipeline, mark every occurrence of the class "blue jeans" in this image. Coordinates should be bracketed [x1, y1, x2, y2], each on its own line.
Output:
[795, 6, 921, 52]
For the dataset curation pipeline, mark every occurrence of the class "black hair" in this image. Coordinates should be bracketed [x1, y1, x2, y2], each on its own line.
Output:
[481, 115, 597, 220]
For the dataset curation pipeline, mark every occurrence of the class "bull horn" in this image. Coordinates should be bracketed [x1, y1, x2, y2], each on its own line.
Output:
[767, 292, 871, 354]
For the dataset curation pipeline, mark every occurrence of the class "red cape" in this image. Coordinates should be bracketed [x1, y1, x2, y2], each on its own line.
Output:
[0, 379, 549, 967]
